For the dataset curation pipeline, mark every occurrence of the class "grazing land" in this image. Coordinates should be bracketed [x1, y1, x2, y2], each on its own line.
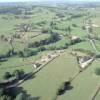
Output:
[0, 1, 100, 100]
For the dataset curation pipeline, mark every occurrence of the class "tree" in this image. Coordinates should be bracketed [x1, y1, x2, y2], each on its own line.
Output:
[13, 70, 21, 80]
[95, 68, 100, 75]
[3, 72, 11, 80]
[9, 36, 15, 56]
[65, 26, 72, 44]
[38, 46, 46, 52]
[15, 23, 33, 32]
[57, 81, 71, 95]
[0, 35, 5, 40]
[72, 24, 77, 27]
[18, 51, 24, 61]
[50, 32, 60, 42]
[13, 69, 25, 80]
[67, 26, 71, 36]
[0, 88, 4, 96]
[41, 28, 48, 33]
[15, 93, 26, 100]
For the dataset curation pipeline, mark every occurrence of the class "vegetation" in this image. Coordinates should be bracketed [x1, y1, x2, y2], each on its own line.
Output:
[0, 1, 100, 100]
[95, 68, 100, 75]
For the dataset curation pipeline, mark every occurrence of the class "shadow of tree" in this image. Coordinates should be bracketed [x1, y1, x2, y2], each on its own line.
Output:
[0, 58, 8, 62]
[58, 85, 73, 95]
[24, 72, 36, 81]
[30, 97, 40, 100]
[12, 86, 40, 100]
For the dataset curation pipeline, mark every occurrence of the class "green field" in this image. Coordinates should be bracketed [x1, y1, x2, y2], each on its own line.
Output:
[0, 3, 100, 100]
[58, 59, 100, 100]
[20, 53, 79, 100]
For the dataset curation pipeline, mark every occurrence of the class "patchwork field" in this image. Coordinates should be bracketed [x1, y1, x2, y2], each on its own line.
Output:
[0, 3, 100, 100]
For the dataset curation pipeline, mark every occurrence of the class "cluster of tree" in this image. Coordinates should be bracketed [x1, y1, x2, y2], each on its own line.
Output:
[3, 69, 25, 81]
[18, 49, 38, 58]
[28, 32, 60, 48]
[0, 69, 35, 100]
[0, 49, 16, 62]
[0, 87, 15, 100]
[19, 43, 69, 59]
[0, 86, 35, 100]
[0, 35, 8, 42]
[56, 13, 65, 18]
[57, 80, 72, 95]
[15, 23, 33, 32]
[0, 7, 22, 15]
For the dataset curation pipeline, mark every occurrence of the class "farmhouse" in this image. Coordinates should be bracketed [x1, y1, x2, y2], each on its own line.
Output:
[40, 56, 50, 63]
[33, 62, 41, 69]
[71, 35, 81, 43]
[78, 56, 94, 68]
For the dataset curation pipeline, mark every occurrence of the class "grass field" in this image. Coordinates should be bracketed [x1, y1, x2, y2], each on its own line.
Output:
[0, 4, 100, 100]
[58, 59, 100, 100]
[20, 53, 79, 100]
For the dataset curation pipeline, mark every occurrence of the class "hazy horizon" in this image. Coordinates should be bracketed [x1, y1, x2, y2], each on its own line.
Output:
[0, 0, 100, 2]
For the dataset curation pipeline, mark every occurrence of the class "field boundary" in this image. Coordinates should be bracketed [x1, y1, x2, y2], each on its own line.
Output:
[91, 85, 100, 100]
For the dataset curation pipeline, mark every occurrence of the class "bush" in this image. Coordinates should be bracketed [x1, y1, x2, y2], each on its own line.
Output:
[95, 68, 100, 75]
[18, 49, 38, 58]
[28, 32, 60, 48]
[3, 72, 12, 80]
[38, 46, 46, 52]
[0, 88, 4, 96]
[82, 26, 86, 30]
[72, 24, 77, 27]
[48, 46, 56, 50]
[41, 28, 48, 33]
[13, 69, 25, 80]
[57, 81, 71, 95]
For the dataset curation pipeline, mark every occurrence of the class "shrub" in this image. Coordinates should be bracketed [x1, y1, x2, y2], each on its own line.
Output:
[82, 26, 86, 30]
[13, 69, 25, 80]
[28, 32, 60, 48]
[48, 46, 56, 50]
[72, 24, 77, 27]
[18, 49, 38, 58]
[38, 46, 46, 52]
[41, 28, 48, 33]
[3, 72, 12, 80]
[0, 88, 4, 96]
[57, 81, 71, 95]
[95, 68, 100, 75]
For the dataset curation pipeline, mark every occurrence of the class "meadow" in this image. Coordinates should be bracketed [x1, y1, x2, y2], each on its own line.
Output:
[0, 4, 100, 100]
